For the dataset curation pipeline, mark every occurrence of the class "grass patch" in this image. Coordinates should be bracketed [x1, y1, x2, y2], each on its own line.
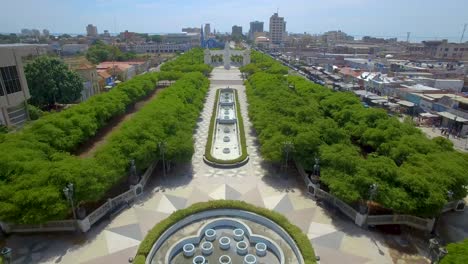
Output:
[204, 89, 248, 164]
[134, 200, 316, 264]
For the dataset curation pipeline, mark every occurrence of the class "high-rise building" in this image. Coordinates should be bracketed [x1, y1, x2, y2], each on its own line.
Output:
[42, 29, 50, 38]
[249, 21, 264, 40]
[204, 24, 211, 36]
[86, 24, 98, 37]
[232, 25, 243, 38]
[269, 12, 286, 45]
[31, 29, 41, 38]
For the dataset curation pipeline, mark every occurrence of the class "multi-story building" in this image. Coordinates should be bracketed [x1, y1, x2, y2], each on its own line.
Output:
[232, 25, 243, 38]
[249, 21, 264, 40]
[269, 13, 286, 45]
[42, 29, 50, 38]
[204, 24, 211, 36]
[321, 30, 354, 43]
[61, 44, 89, 56]
[182, 27, 201, 33]
[0, 44, 47, 127]
[86, 24, 98, 37]
[407, 40, 468, 60]
[63, 57, 100, 101]
[122, 43, 190, 53]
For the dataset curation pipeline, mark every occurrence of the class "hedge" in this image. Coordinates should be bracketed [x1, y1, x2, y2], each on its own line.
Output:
[0, 51, 211, 224]
[204, 89, 248, 165]
[134, 200, 316, 264]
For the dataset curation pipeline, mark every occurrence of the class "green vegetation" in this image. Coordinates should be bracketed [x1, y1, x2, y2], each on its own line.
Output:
[0, 52, 210, 224]
[25, 56, 84, 109]
[27, 104, 44, 120]
[242, 50, 468, 217]
[204, 90, 248, 164]
[135, 200, 316, 264]
[160, 48, 212, 75]
[440, 239, 468, 264]
[86, 40, 137, 64]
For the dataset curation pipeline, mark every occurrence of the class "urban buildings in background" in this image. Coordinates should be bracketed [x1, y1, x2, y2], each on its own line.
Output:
[204, 23, 211, 36]
[231, 25, 243, 38]
[269, 12, 286, 45]
[249, 21, 264, 40]
[0, 44, 47, 126]
[86, 24, 98, 37]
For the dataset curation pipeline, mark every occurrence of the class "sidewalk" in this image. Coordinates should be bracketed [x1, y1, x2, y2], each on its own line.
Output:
[418, 126, 468, 152]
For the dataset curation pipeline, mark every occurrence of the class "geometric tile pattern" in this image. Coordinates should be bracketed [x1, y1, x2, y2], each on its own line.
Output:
[2, 67, 430, 264]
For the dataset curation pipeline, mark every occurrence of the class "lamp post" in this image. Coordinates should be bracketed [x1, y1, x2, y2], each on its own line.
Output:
[428, 238, 448, 264]
[1, 247, 12, 264]
[63, 183, 77, 221]
[282, 141, 294, 172]
[159, 141, 166, 178]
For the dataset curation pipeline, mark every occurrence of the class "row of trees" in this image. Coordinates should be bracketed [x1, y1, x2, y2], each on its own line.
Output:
[241, 51, 468, 217]
[161, 48, 212, 76]
[0, 51, 210, 223]
[86, 40, 137, 64]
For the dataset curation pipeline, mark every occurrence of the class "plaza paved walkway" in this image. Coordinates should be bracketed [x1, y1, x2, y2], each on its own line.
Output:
[3, 67, 430, 264]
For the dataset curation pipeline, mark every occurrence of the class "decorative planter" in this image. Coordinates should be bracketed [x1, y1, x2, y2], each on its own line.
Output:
[233, 228, 244, 241]
[244, 254, 257, 264]
[219, 236, 231, 250]
[193, 255, 206, 264]
[183, 243, 195, 257]
[205, 229, 217, 241]
[201, 241, 213, 255]
[255, 243, 267, 257]
[218, 255, 232, 264]
[236, 241, 248, 255]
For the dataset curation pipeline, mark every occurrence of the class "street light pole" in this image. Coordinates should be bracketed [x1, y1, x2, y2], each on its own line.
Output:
[159, 141, 166, 178]
[63, 183, 77, 221]
[1, 247, 12, 264]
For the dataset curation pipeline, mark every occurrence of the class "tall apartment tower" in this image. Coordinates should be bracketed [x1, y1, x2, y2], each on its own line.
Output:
[86, 24, 98, 37]
[269, 13, 286, 45]
[249, 21, 264, 40]
[204, 24, 211, 36]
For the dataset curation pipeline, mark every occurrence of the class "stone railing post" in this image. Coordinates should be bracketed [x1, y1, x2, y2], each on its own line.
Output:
[77, 218, 91, 233]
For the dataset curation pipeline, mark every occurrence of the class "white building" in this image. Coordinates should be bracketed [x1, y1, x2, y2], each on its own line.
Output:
[0, 44, 47, 127]
[269, 13, 286, 45]
[62, 44, 89, 55]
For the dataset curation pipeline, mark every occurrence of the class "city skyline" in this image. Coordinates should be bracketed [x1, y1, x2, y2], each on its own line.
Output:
[1, 0, 468, 42]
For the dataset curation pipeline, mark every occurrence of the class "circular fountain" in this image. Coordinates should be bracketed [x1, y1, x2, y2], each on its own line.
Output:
[193, 255, 206, 264]
[236, 241, 248, 255]
[219, 236, 231, 250]
[223, 148, 231, 154]
[183, 243, 195, 257]
[205, 229, 217, 242]
[244, 254, 257, 264]
[255, 243, 267, 257]
[201, 241, 213, 255]
[223, 136, 230, 142]
[233, 228, 245, 241]
[219, 255, 232, 264]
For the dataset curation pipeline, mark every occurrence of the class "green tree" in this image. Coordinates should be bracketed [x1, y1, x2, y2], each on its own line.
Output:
[25, 56, 83, 109]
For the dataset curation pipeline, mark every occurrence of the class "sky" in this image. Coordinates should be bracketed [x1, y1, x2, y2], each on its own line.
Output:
[1, 0, 468, 42]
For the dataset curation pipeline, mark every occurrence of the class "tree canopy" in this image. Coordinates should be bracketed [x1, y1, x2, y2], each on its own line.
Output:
[242, 50, 468, 217]
[25, 56, 83, 108]
[0, 51, 211, 223]
[86, 40, 137, 64]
